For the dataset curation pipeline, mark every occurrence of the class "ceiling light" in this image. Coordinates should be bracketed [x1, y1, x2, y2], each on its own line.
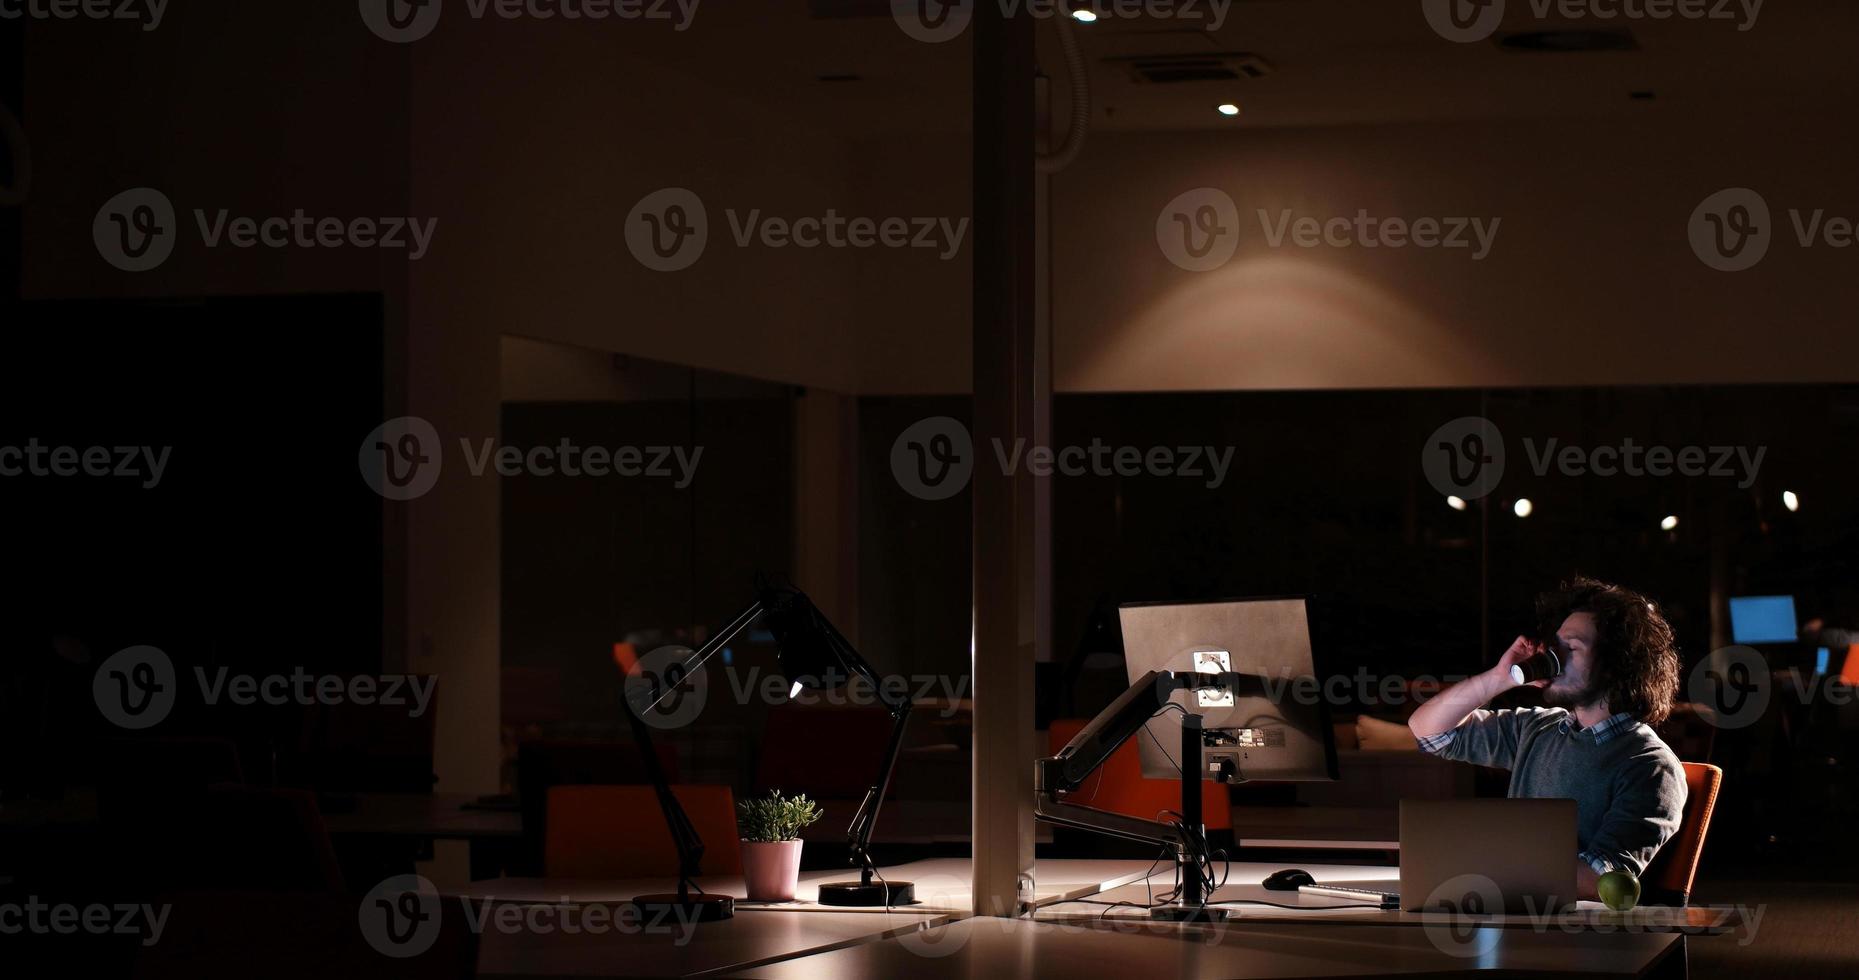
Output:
[1071, 8, 1098, 22]
[1446, 495, 1468, 511]
[1783, 490, 1800, 512]
[1660, 515, 1679, 531]
[1217, 103, 1241, 117]
[1513, 498, 1534, 518]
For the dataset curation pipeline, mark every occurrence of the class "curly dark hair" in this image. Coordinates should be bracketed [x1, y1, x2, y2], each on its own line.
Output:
[1535, 577, 1681, 727]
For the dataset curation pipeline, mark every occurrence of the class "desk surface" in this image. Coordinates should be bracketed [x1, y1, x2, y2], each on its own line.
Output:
[721, 915, 1684, 979]
[1050, 861, 1742, 935]
[476, 907, 947, 979]
[459, 858, 1161, 913]
[462, 857, 1727, 978]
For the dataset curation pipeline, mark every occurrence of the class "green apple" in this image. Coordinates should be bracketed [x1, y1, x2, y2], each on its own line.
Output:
[1597, 870, 1640, 911]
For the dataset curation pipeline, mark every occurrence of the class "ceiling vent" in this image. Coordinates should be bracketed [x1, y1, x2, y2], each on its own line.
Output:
[1111, 52, 1274, 85]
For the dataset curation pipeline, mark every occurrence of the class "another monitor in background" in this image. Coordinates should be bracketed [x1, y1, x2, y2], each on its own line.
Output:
[1730, 595, 1799, 644]
[1118, 596, 1338, 784]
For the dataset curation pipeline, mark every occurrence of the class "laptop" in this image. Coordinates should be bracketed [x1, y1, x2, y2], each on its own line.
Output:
[1399, 799, 1578, 914]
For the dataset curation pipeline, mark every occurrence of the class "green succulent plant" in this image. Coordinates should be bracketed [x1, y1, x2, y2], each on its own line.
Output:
[736, 790, 824, 843]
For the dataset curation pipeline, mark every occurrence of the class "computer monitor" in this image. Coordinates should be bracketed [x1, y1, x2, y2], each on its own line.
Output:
[1729, 595, 1799, 644]
[1119, 596, 1338, 783]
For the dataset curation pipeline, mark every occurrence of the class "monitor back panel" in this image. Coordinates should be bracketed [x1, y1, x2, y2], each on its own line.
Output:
[1400, 798, 1577, 913]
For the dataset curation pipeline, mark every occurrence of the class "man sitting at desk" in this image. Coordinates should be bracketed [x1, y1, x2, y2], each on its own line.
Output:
[1408, 577, 1688, 899]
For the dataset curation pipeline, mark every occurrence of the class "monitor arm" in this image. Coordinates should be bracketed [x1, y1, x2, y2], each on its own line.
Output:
[1034, 668, 1267, 920]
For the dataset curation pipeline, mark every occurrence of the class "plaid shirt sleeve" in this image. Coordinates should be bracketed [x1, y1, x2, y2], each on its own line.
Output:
[1414, 727, 1460, 755]
[1413, 708, 1542, 770]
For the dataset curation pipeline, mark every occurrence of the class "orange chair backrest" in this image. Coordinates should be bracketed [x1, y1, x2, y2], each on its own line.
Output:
[1047, 719, 1232, 830]
[1841, 644, 1859, 687]
[1644, 762, 1722, 905]
[544, 784, 741, 879]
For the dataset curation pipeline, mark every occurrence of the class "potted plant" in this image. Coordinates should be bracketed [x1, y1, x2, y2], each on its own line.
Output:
[736, 790, 823, 902]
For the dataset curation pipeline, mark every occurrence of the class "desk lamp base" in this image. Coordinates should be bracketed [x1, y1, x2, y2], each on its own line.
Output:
[627, 893, 735, 923]
[817, 880, 915, 906]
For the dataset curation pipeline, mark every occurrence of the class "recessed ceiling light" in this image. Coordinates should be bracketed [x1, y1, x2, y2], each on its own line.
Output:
[1513, 498, 1534, 518]
[1660, 515, 1679, 531]
[1783, 490, 1800, 512]
[1217, 103, 1241, 117]
[1071, 8, 1098, 22]
[1446, 495, 1468, 511]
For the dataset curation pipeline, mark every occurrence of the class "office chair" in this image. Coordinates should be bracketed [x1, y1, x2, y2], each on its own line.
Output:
[544, 784, 741, 878]
[515, 738, 682, 876]
[1642, 761, 1723, 906]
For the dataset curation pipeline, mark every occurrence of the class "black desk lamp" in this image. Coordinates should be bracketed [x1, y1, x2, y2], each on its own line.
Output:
[1033, 668, 1266, 923]
[623, 582, 915, 913]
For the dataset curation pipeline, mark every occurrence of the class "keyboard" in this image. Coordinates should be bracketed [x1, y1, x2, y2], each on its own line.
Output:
[1297, 883, 1400, 908]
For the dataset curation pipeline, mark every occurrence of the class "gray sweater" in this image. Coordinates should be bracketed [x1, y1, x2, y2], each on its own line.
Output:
[1417, 707, 1687, 876]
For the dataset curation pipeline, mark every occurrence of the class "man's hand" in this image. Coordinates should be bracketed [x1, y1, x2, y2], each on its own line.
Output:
[1494, 635, 1552, 690]
[1410, 635, 1547, 741]
[1575, 861, 1600, 901]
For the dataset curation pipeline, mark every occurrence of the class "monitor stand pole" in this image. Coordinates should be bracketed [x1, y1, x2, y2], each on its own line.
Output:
[1152, 713, 1228, 923]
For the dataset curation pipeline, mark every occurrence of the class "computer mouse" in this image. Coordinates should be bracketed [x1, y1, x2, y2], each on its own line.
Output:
[1262, 869, 1315, 891]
